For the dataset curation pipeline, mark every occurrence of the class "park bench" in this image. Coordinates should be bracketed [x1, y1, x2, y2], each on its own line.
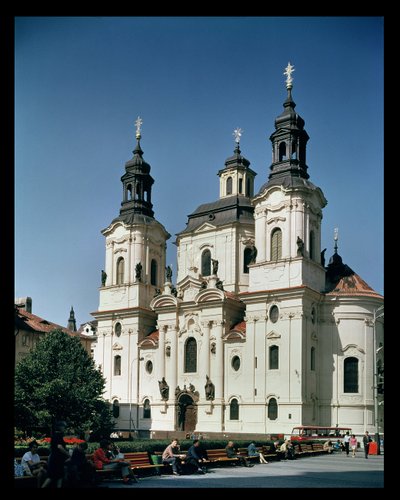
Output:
[205, 448, 240, 465]
[311, 443, 327, 455]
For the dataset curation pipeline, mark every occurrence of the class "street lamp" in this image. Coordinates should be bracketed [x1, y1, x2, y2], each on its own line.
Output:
[373, 305, 384, 455]
[129, 356, 144, 438]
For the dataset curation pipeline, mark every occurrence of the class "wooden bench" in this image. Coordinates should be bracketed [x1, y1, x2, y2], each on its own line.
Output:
[297, 443, 313, 456]
[124, 452, 167, 475]
[237, 447, 264, 463]
[205, 448, 240, 465]
[311, 443, 328, 455]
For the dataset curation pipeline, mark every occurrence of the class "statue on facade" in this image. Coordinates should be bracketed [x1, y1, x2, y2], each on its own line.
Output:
[189, 383, 195, 393]
[158, 377, 169, 400]
[297, 236, 304, 257]
[154, 288, 161, 297]
[101, 270, 107, 286]
[135, 262, 143, 282]
[216, 280, 224, 291]
[212, 258, 219, 275]
[205, 375, 215, 401]
[175, 385, 181, 397]
[249, 245, 258, 264]
[200, 281, 207, 290]
[166, 265, 173, 282]
[321, 248, 326, 267]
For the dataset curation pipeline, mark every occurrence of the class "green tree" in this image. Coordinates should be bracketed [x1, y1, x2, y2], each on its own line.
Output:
[15, 329, 114, 436]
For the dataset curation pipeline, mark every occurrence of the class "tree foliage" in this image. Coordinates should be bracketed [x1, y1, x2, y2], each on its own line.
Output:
[15, 329, 114, 436]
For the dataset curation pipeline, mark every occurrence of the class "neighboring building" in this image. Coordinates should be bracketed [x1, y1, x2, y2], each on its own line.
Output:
[92, 67, 383, 439]
[15, 299, 93, 363]
[78, 320, 98, 359]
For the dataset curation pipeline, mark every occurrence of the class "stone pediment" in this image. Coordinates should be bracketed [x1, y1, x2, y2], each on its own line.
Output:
[150, 294, 178, 309]
[196, 288, 225, 303]
[112, 342, 123, 350]
[176, 275, 203, 303]
[266, 331, 281, 339]
[195, 222, 216, 233]
[341, 344, 365, 355]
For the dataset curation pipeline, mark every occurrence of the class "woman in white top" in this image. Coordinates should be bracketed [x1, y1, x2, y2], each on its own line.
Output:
[21, 441, 47, 487]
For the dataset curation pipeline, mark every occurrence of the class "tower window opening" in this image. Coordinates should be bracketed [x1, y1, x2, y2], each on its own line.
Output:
[239, 178, 243, 194]
[230, 398, 239, 420]
[291, 141, 297, 159]
[116, 257, 125, 285]
[243, 247, 252, 274]
[309, 230, 315, 260]
[226, 177, 233, 195]
[246, 178, 251, 197]
[114, 355, 121, 376]
[127, 184, 132, 200]
[151, 259, 158, 286]
[279, 142, 287, 161]
[271, 228, 282, 260]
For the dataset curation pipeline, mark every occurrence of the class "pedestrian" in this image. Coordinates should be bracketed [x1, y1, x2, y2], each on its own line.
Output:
[349, 434, 358, 458]
[344, 431, 350, 456]
[41, 421, 70, 488]
[363, 431, 372, 459]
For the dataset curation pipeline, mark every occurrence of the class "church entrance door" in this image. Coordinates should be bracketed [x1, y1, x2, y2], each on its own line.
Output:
[177, 394, 197, 432]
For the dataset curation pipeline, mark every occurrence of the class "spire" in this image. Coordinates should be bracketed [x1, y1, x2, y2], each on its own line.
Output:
[67, 306, 77, 332]
[218, 128, 256, 198]
[118, 116, 155, 219]
[266, 62, 310, 185]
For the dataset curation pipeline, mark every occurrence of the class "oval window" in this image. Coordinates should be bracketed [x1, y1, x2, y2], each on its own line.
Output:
[232, 355, 241, 371]
[269, 305, 279, 323]
[145, 360, 153, 374]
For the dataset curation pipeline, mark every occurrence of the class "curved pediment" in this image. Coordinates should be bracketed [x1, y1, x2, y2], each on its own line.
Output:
[150, 294, 178, 309]
[223, 331, 246, 342]
[341, 343, 365, 355]
[196, 288, 225, 303]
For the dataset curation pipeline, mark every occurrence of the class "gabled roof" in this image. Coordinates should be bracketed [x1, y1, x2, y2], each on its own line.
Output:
[15, 308, 87, 338]
[139, 330, 159, 348]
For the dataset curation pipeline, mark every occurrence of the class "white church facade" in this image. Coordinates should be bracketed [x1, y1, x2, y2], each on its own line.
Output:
[92, 66, 383, 439]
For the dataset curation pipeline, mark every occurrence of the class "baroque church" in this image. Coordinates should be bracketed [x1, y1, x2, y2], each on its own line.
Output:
[92, 65, 383, 439]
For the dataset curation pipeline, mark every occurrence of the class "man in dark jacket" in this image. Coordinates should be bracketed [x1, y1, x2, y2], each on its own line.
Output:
[185, 439, 207, 474]
[363, 431, 372, 459]
[225, 441, 252, 467]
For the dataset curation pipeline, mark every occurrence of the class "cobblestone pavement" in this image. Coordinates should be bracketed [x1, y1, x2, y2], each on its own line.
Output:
[101, 452, 384, 488]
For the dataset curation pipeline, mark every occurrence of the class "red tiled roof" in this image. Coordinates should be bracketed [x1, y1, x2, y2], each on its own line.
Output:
[326, 273, 383, 298]
[224, 291, 241, 301]
[146, 330, 159, 341]
[16, 308, 85, 338]
[230, 321, 246, 334]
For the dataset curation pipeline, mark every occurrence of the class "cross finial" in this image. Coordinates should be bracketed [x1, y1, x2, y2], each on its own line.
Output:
[334, 227, 339, 253]
[233, 127, 243, 144]
[135, 116, 143, 139]
[284, 62, 295, 89]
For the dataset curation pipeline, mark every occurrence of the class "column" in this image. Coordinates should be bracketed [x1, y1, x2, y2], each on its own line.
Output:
[170, 325, 178, 396]
[158, 327, 166, 379]
[201, 321, 211, 384]
[214, 321, 225, 400]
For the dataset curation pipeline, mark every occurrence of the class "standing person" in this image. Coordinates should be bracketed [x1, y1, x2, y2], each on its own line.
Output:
[363, 431, 372, 459]
[41, 421, 70, 488]
[344, 431, 351, 456]
[185, 439, 207, 474]
[21, 440, 47, 487]
[65, 441, 95, 488]
[349, 434, 358, 458]
[162, 438, 185, 475]
[247, 441, 268, 464]
[93, 440, 135, 484]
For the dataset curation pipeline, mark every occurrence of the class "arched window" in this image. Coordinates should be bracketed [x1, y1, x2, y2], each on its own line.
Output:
[230, 398, 239, 420]
[184, 337, 197, 373]
[311, 347, 316, 371]
[271, 228, 282, 261]
[114, 355, 121, 376]
[344, 357, 359, 393]
[226, 177, 233, 195]
[268, 398, 278, 420]
[114, 322, 122, 337]
[279, 142, 287, 161]
[243, 247, 253, 273]
[112, 399, 120, 418]
[309, 230, 315, 260]
[201, 249, 211, 277]
[143, 399, 151, 419]
[151, 259, 158, 286]
[127, 184, 132, 200]
[116, 257, 125, 284]
[269, 345, 279, 370]
[135, 182, 141, 200]
[239, 178, 243, 194]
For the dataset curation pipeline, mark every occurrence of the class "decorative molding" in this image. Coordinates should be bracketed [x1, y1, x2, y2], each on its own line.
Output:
[311, 331, 318, 341]
[266, 331, 281, 339]
[342, 344, 365, 355]
[266, 216, 286, 225]
[112, 342, 123, 350]
[113, 247, 127, 254]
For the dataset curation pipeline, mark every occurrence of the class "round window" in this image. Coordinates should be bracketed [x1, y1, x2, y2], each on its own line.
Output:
[269, 305, 279, 323]
[114, 322, 122, 337]
[145, 360, 153, 374]
[232, 355, 241, 371]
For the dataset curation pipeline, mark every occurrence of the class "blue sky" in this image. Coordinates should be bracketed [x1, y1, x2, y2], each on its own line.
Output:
[15, 17, 383, 327]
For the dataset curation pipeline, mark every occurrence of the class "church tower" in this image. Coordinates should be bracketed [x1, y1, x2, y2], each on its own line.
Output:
[176, 131, 256, 293]
[92, 118, 170, 428]
[249, 63, 327, 293]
